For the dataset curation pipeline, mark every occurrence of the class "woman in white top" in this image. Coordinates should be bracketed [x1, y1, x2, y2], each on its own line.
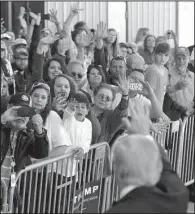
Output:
[29, 82, 72, 157]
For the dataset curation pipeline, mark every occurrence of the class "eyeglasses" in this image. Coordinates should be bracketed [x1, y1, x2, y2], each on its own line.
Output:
[71, 72, 85, 79]
[97, 94, 112, 102]
[31, 82, 50, 92]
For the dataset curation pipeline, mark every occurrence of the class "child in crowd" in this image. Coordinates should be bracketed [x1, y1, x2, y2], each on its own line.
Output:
[63, 92, 92, 159]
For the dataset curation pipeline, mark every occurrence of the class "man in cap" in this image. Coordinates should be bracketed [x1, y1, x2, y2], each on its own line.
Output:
[167, 47, 194, 114]
[1, 92, 49, 188]
[106, 100, 189, 213]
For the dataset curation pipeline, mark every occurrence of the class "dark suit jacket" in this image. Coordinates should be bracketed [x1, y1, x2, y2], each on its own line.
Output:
[106, 142, 189, 213]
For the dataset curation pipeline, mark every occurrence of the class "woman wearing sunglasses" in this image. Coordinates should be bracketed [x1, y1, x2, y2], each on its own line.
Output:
[29, 82, 71, 158]
[92, 75, 129, 143]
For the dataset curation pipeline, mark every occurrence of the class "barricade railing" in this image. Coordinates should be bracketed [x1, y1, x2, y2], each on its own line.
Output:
[4, 142, 110, 213]
[1, 178, 8, 213]
[151, 120, 181, 172]
[177, 115, 194, 186]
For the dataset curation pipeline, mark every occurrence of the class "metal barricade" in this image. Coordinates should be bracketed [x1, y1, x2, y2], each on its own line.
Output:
[151, 120, 181, 172]
[178, 115, 194, 186]
[8, 151, 76, 213]
[7, 142, 110, 214]
[1, 178, 8, 213]
[76, 142, 111, 213]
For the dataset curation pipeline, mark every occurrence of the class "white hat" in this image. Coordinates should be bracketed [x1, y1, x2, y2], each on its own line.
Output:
[1, 33, 11, 40]
[14, 38, 28, 47]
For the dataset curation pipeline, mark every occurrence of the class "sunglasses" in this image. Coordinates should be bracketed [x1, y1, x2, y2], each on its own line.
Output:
[97, 94, 112, 102]
[71, 72, 85, 79]
[31, 82, 50, 92]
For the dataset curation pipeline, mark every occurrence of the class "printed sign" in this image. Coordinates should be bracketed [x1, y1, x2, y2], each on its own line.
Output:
[73, 180, 100, 213]
[128, 78, 143, 92]
[171, 120, 180, 133]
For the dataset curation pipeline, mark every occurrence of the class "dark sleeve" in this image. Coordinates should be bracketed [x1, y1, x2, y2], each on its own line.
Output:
[109, 97, 129, 133]
[26, 52, 45, 92]
[156, 143, 189, 208]
[13, 18, 22, 39]
[163, 93, 186, 115]
[94, 46, 107, 72]
[28, 24, 41, 73]
[86, 109, 101, 145]
[26, 129, 49, 159]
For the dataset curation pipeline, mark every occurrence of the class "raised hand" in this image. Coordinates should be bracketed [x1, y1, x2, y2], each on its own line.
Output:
[73, 147, 84, 160]
[96, 22, 108, 39]
[1, 106, 21, 123]
[121, 99, 151, 135]
[31, 114, 43, 135]
[70, 3, 83, 16]
[77, 33, 92, 47]
[116, 75, 129, 96]
[49, 9, 59, 24]
[150, 121, 169, 134]
[175, 78, 188, 90]
[67, 98, 78, 112]
[29, 12, 41, 24]
[18, 6, 26, 18]
[1, 18, 6, 34]
[40, 34, 60, 45]
[53, 96, 67, 112]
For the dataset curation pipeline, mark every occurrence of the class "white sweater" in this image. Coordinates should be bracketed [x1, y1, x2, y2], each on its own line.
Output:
[63, 109, 92, 153]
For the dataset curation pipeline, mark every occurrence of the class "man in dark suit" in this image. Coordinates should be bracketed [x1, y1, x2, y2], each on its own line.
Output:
[106, 99, 189, 213]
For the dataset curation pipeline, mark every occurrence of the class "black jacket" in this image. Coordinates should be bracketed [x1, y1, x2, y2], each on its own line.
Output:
[1, 125, 49, 172]
[106, 143, 189, 213]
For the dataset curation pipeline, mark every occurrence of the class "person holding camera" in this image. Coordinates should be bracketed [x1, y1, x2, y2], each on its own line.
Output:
[1, 92, 49, 189]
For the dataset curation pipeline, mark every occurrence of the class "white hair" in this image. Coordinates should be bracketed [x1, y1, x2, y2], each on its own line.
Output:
[67, 59, 85, 71]
[112, 134, 163, 188]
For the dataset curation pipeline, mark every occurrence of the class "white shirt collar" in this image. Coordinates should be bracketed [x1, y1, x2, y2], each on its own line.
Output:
[120, 185, 137, 200]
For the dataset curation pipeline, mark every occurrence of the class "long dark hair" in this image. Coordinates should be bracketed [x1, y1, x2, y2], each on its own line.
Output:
[50, 74, 77, 101]
[43, 58, 68, 83]
[143, 35, 156, 52]
[29, 84, 52, 125]
[87, 64, 106, 86]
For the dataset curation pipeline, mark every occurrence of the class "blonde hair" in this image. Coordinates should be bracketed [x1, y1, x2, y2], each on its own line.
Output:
[112, 134, 162, 188]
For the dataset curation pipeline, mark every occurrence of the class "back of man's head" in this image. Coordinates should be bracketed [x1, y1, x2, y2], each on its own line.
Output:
[112, 134, 163, 189]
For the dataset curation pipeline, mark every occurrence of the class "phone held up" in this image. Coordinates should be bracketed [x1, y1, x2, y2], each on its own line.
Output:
[17, 107, 37, 117]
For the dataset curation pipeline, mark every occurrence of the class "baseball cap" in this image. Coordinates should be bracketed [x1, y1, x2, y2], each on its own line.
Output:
[1, 33, 11, 40]
[126, 54, 147, 71]
[175, 47, 190, 57]
[14, 38, 28, 46]
[9, 93, 31, 107]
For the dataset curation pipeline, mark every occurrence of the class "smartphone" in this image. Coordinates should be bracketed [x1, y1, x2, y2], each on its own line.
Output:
[58, 92, 66, 98]
[41, 14, 50, 20]
[17, 107, 36, 117]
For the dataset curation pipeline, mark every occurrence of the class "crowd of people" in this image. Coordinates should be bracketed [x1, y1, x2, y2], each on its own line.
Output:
[1, 3, 194, 213]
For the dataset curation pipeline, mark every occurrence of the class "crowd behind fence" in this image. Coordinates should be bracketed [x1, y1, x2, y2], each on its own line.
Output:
[1, 115, 194, 213]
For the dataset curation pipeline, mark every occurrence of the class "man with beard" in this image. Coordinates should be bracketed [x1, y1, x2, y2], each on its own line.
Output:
[167, 47, 194, 115]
